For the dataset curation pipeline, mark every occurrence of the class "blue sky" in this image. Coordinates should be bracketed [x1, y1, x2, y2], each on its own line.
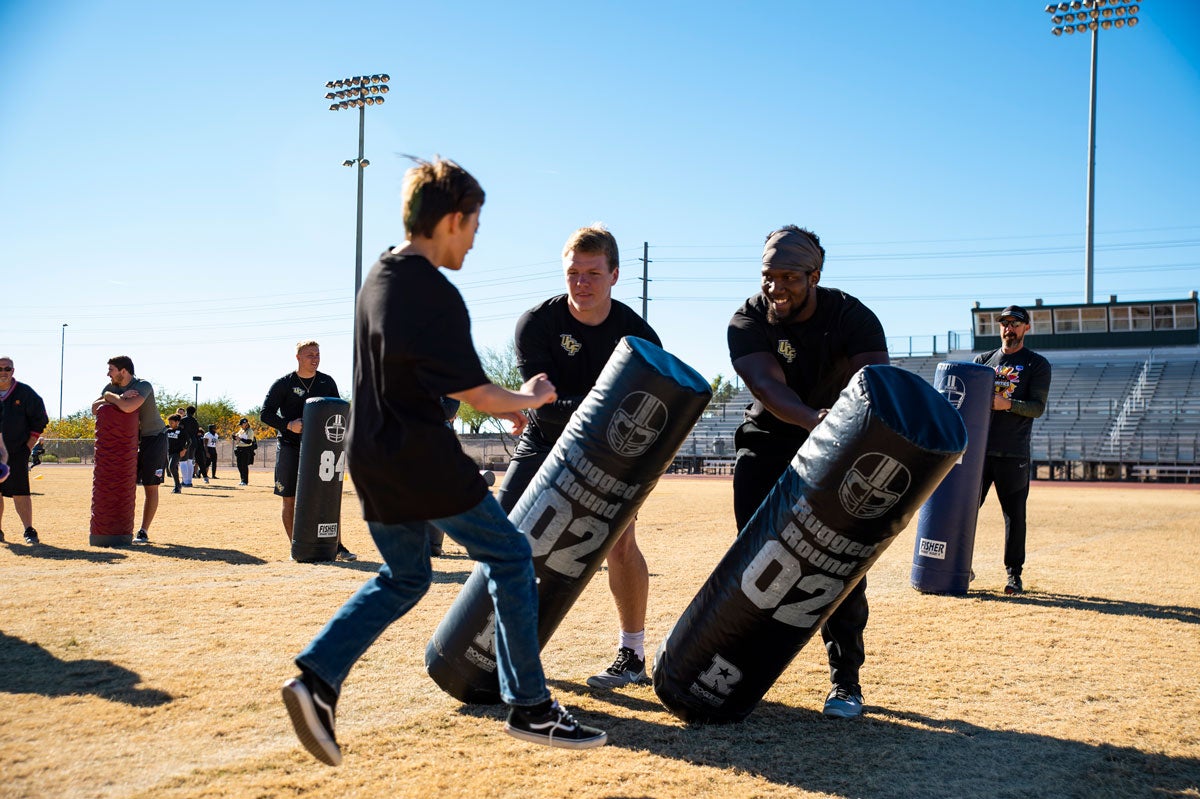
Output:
[2, 1, 1197, 419]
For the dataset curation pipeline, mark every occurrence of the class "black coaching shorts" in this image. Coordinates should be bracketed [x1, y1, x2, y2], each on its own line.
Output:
[1, 445, 31, 496]
[274, 441, 300, 497]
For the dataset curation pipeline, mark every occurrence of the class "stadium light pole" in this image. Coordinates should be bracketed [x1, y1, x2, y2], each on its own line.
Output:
[59, 323, 67, 419]
[1045, 0, 1140, 305]
[323, 74, 390, 305]
[193, 376, 202, 407]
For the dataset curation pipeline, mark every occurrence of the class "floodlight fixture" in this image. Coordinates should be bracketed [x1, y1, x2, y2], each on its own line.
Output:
[322, 72, 389, 334]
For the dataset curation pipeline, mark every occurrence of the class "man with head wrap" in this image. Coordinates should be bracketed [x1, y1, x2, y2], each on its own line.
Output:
[726, 225, 889, 719]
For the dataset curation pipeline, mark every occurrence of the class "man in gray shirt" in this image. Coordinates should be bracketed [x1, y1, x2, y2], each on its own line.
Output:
[92, 355, 167, 544]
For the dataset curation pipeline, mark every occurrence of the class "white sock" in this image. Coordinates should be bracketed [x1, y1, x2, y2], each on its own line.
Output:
[619, 629, 645, 660]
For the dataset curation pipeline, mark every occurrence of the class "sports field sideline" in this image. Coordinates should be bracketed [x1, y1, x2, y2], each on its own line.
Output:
[2, 466, 1198, 798]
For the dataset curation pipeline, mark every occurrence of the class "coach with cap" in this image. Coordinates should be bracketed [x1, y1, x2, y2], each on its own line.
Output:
[974, 305, 1052, 595]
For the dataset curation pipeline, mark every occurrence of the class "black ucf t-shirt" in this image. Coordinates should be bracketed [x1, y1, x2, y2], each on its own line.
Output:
[515, 295, 660, 446]
[727, 287, 887, 438]
[347, 252, 490, 523]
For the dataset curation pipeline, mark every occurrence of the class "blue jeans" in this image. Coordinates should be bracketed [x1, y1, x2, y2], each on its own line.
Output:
[295, 494, 549, 707]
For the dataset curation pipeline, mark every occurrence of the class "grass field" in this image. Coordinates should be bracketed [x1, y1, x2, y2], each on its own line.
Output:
[2, 465, 1198, 798]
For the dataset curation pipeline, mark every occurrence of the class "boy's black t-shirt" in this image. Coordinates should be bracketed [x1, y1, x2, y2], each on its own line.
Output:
[347, 251, 490, 523]
[514, 295, 660, 446]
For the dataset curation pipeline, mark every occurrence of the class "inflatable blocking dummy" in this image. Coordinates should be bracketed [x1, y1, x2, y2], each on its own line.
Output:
[653, 365, 966, 723]
[90, 404, 139, 546]
[292, 398, 349, 563]
[911, 361, 995, 594]
[426, 337, 711, 704]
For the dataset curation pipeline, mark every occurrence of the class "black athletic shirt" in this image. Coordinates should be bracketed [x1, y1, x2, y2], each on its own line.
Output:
[261, 371, 340, 447]
[347, 251, 490, 523]
[973, 346, 1052, 458]
[514, 294, 660, 446]
[727, 287, 887, 438]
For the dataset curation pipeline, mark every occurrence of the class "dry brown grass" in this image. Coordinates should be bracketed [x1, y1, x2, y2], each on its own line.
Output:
[2, 466, 1198, 799]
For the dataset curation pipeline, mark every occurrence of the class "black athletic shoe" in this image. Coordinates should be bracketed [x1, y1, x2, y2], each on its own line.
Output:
[335, 543, 357, 562]
[23, 528, 40, 545]
[586, 647, 649, 689]
[282, 671, 342, 766]
[505, 700, 607, 749]
[1005, 574, 1023, 595]
[0, 529, 5, 542]
[133, 529, 149, 545]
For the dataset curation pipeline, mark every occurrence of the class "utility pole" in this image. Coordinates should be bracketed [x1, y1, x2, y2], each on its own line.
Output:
[640, 241, 651, 322]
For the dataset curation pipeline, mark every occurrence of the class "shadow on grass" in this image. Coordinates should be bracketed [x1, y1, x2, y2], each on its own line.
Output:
[122, 542, 267, 565]
[524, 688, 1200, 798]
[288, 556, 473, 585]
[973, 589, 1200, 625]
[4, 541, 127, 562]
[0, 631, 172, 707]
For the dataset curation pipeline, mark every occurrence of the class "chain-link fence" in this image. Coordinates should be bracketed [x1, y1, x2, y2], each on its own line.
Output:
[37, 438, 278, 468]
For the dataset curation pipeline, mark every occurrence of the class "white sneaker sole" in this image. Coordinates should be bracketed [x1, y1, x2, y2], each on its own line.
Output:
[504, 724, 607, 750]
[282, 679, 342, 766]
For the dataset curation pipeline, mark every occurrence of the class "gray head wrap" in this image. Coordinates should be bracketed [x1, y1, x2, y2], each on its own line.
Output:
[762, 228, 823, 272]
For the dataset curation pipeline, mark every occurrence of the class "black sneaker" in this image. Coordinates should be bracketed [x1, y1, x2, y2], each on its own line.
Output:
[505, 700, 606, 750]
[586, 646, 649, 689]
[336, 543, 357, 562]
[1005, 574, 1024, 595]
[133, 529, 149, 545]
[0, 529, 5, 542]
[23, 528, 40, 545]
[282, 671, 341, 766]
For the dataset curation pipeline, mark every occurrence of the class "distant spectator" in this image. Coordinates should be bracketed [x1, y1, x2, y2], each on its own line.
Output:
[91, 355, 167, 545]
[29, 441, 45, 471]
[203, 424, 219, 479]
[233, 418, 256, 486]
[166, 414, 188, 494]
[0, 356, 50, 544]
[180, 406, 203, 486]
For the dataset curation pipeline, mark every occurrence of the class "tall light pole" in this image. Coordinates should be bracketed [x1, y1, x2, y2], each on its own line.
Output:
[323, 74, 389, 304]
[59, 323, 67, 419]
[1045, 1, 1140, 305]
[193, 376, 202, 407]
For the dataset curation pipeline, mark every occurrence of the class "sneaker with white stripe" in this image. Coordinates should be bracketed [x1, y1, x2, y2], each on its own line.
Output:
[282, 672, 342, 766]
[505, 700, 607, 749]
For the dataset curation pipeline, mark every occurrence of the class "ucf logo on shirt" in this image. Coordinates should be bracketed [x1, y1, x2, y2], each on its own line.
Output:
[560, 334, 582, 356]
[777, 340, 797, 363]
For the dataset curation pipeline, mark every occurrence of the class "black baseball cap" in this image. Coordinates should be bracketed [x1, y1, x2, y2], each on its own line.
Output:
[239, 417, 249, 424]
[999, 305, 1029, 324]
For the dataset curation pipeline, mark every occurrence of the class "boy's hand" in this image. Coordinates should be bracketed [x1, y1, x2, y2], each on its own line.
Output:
[495, 411, 529, 438]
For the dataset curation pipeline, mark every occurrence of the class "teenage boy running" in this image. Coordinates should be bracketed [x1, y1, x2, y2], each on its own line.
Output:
[281, 158, 607, 766]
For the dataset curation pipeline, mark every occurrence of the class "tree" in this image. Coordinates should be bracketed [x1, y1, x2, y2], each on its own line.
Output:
[457, 342, 522, 435]
[708, 374, 736, 418]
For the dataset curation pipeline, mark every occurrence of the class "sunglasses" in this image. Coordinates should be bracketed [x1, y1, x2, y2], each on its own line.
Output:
[0, 367, 13, 372]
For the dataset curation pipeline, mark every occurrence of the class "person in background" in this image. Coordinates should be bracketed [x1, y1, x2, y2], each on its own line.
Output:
[261, 341, 355, 561]
[166, 414, 188, 494]
[203, 424, 220, 479]
[0, 357, 49, 544]
[233, 418, 256, 486]
[91, 355, 167, 545]
[975, 304, 1052, 596]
